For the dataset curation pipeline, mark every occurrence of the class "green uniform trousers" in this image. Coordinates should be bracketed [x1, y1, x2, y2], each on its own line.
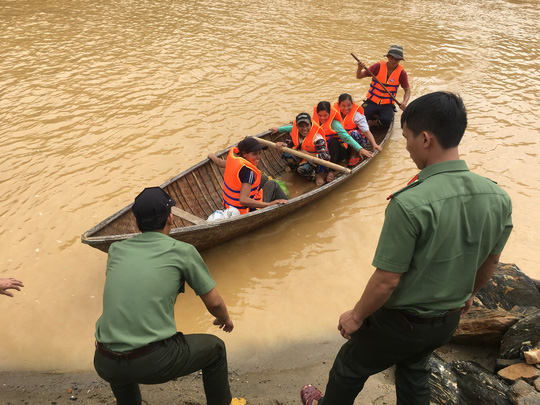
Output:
[94, 333, 231, 405]
[319, 307, 461, 405]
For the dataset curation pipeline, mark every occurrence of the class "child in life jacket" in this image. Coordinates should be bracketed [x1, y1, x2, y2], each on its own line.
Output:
[208, 137, 287, 214]
[269, 112, 330, 187]
[336, 93, 382, 167]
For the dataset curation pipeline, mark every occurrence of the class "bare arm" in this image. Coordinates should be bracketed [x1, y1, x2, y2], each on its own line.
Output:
[338, 268, 402, 339]
[0, 278, 24, 298]
[238, 183, 287, 209]
[400, 87, 411, 111]
[207, 153, 226, 168]
[461, 253, 500, 316]
[200, 287, 234, 332]
[362, 129, 382, 152]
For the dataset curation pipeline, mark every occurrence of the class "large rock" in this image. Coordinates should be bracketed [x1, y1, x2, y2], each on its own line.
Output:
[453, 360, 512, 405]
[476, 263, 540, 311]
[429, 353, 460, 405]
[429, 353, 512, 405]
[498, 363, 539, 384]
[500, 311, 540, 359]
[507, 380, 540, 405]
[453, 306, 524, 345]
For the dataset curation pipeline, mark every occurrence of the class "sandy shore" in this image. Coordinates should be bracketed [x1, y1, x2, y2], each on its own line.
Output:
[0, 336, 498, 405]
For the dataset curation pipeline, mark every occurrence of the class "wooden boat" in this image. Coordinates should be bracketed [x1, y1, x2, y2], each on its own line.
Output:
[82, 124, 392, 253]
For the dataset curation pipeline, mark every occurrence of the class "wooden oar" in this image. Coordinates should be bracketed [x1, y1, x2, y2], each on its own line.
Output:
[255, 137, 352, 174]
[351, 52, 402, 108]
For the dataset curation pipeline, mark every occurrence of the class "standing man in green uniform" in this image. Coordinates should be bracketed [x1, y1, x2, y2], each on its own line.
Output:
[94, 187, 237, 405]
[300, 92, 513, 405]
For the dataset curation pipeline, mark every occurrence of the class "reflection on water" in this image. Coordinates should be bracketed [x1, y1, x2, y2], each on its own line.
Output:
[0, 0, 539, 371]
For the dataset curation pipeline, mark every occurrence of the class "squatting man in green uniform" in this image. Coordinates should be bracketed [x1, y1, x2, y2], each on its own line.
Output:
[93, 187, 240, 405]
[300, 92, 513, 405]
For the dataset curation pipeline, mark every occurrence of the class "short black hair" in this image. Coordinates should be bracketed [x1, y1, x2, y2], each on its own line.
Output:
[137, 217, 168, 232]
[401, 92, 467, 149]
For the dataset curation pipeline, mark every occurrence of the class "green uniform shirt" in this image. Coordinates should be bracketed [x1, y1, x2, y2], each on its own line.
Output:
[373, 160, 513, 315]
[95, 232, 216, 352]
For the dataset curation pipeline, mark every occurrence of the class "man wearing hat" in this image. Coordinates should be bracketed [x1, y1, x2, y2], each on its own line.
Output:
[270, 112, 331, 186]
[356, 44, 411, 129]
[94, 187, 238, 405]
[219, 136, 288, 214]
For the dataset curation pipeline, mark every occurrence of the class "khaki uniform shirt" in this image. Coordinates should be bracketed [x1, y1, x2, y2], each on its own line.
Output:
[372, 160, 513, 315]
[95, 232, 216, 352]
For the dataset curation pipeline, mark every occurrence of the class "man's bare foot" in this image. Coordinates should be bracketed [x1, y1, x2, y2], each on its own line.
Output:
[326, 171, 335, 183]
[315, 173, 326, 186]
[285, 166, 292, 173]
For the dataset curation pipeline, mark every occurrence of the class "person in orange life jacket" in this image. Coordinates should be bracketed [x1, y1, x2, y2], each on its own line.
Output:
[269, 112, 330, 187]
[336, 93, 382, 167]
[208, 137, 287, 214]
[314, 101, 372, 182]
[356, 45, 411, 129]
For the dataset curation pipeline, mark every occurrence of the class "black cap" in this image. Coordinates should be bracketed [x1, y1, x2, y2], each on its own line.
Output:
[132, 187, 176, 229]
[295, 112, 311, 125]
[237, 136, 267, 153]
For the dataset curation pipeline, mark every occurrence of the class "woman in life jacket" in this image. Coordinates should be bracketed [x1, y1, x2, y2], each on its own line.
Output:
[208, 137, 288, 214]
[336, 93, 382, 167]
[314, 101, 372, 182]
[269, 112, 330, 186]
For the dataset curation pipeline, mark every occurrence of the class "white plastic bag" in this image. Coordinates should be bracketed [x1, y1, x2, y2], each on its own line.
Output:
[206, 207, 240, 222]
[207, 210, 225, 222]
[223, 207, 240, 218]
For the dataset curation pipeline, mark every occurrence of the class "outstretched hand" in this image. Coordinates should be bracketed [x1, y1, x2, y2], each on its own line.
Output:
[0, 278, 24, 298]
[360, 149, 373, 159]
[213, 317, 234, 333]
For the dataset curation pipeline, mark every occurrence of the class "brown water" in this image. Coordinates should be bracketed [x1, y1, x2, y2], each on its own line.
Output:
[1, 0, 539, 371]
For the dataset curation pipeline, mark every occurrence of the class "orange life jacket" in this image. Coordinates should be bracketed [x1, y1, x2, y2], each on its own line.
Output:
[333, 102, 365, 133]
[312, 106, 343, 143]
[290, 120, 326, 155]
[222, 147, 263, 214]
[366, 61, 404, 105]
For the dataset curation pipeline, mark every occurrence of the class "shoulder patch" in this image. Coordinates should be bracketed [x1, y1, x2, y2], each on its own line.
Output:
[387, 179, 423, 200]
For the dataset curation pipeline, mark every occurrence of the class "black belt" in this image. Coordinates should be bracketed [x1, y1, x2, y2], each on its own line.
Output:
[397, 308, 462, 325]
[96, 333, 182, 361]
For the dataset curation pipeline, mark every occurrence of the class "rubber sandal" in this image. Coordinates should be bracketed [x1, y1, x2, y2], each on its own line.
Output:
[231, 398, 246, 405]
[301, 384, 322, 405]
[348, 157, 360, 167]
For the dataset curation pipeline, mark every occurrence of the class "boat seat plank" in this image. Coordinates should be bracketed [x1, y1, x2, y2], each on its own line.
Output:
[171, 206, 205, 225]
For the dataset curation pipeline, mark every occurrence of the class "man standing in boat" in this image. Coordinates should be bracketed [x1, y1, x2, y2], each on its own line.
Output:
[356, 44, 411, 129]
[94, 187, 239, 405]
[300, 92, 513, 405]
